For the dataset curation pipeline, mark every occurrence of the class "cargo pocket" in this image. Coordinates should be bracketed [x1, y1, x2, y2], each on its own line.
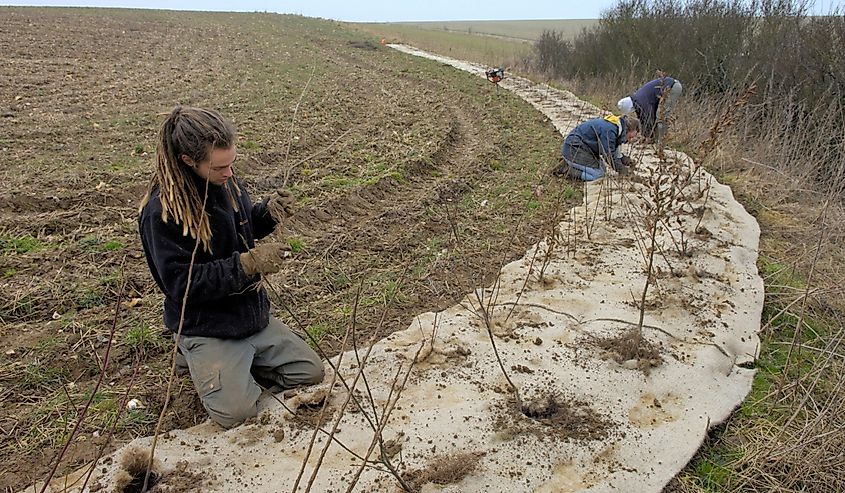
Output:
[196, 369, 222, 400]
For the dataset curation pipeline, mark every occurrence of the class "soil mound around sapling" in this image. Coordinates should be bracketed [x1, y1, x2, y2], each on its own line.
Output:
[402, 451, 486, 492]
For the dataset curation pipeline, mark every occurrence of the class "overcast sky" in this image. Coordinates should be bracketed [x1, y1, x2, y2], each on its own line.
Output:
[2, 0, 623, 21]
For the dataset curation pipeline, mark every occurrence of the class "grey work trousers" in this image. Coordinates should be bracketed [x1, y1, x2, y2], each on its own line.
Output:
[656, 80, 683, 143]
[177, 316, 325, 428]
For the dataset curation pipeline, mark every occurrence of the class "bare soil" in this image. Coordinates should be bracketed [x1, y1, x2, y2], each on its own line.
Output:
[494, 394, 614, 444]
[0, 8, 574, 490]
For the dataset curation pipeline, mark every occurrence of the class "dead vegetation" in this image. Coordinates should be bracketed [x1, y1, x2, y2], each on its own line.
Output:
[525, 1, 845, 488]
[401, 451, 485, 492]
[0, 8, 582, 492]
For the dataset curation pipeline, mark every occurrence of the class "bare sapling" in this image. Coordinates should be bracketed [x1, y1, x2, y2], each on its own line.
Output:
[141, 175, 209, 493]
[343, 332, 427, 493]
[692, 175, 713, 235]
[254, 311, 389, 487]
[39, 260, 128, 493]
[567, 208, 578, 257]
[619, 144, 705, 365]
[442, 201, 522, 408]
[655, 153, 701, 259]
[626, 160, 679, 358]
[282, 66, 316, 187]
[80, 356, 142, 491]
[505, 244, 541, 325]
[537, 189, 567, 285]
[582, 178, 592, 239]
[143, 176, 212, 492]
[587, 171, 606, 236]
[506, 177, 569, 324]
[473, 265, 523, 407]
[291, 284, 359, 492]
[269, 268, 416, 493]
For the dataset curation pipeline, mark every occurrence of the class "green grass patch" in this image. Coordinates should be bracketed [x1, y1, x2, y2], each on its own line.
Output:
[287, 237, 306, 253]
[562, 184, 579, 200]
[76, 288, 104, 309]
[383, 279, 408, 304]
[102, 240, 124, 251]
[125, 322, 167, 352]
[98, 270, 121, 287]
[240, 139, 260, 150]
[329, 270, 351, 291]
[1, 234, 45, 255]
[690, 451, 742, 491]
[322, 176, 361, 189]
[108, 156, 139, 172]
[80, 235, 125, 253]
[305, 323, 330, 345]
[21, 362, 69, 392]
[359, 275, 410, 308]
[759, 258, 805, 291]
[0, 292, 36, 319]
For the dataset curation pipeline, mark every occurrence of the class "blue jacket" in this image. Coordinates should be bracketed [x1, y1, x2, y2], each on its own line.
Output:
[139, 175, 277, 339]
[631, 77, 676, 136]
[562, 115, 630, 171]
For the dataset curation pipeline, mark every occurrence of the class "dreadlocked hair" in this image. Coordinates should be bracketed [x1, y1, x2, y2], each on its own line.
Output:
[139, 106, 237, 253]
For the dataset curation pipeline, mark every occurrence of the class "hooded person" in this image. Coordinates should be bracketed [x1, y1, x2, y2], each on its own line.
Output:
[618, 75, 682, 142]
[554, 114, 640, 181]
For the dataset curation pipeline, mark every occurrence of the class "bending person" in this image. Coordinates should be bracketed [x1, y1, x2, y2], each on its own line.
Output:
[138, 106, 324, 429]
[618, 75, 682, 143]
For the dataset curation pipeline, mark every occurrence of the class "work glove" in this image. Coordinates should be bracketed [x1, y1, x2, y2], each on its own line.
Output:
[620, 155, 633, 168]
[267, 188, 296, 222]
[239, 242, 290, 277]
[614, 157, 631, 176]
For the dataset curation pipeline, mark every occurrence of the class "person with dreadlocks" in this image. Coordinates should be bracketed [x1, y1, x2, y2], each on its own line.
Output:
[553, 114, 640, 181]
[138, 106, 324, 429]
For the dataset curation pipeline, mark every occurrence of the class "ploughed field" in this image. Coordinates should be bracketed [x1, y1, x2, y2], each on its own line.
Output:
[0, 7, 571, 490]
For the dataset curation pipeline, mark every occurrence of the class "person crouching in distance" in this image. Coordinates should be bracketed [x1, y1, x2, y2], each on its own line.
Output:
[554, 114, 640, 181]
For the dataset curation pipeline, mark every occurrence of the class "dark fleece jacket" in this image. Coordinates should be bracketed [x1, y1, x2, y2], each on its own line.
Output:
[139, 175, 276, 339]
[631, 76, 676, 137]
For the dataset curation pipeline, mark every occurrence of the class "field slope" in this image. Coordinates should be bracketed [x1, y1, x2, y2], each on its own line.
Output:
[0, 8, 573, 490]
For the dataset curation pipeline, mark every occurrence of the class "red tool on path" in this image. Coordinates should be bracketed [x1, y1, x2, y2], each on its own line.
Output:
[485, 67, 505, 92]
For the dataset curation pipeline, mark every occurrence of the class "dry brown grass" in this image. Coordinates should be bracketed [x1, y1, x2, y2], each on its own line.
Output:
[663, 91, 845, 492]
[551, 68, 845, 491]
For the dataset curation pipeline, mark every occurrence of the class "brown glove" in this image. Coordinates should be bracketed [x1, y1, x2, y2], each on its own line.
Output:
[239, 242, 290, 276]
[267, 188, 296, 223]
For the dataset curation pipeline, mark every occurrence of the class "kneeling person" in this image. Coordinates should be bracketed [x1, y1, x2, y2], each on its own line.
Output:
[138, 106, 324, 428]
[555, 115, 640, 181]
